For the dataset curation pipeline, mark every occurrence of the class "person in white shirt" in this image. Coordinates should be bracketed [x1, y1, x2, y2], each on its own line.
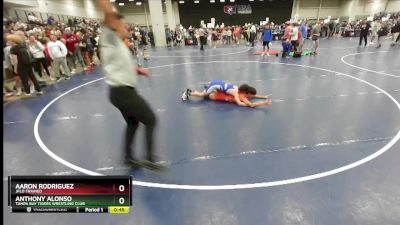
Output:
[47, 34, 71, 81]
[198, 26, 207, 50]
[27, 35, 50, 79]
[250, 24, 257, 47]
[290, 23, 299, 51]
[227, 28, 232, 45]
[370, 20, 381, 45]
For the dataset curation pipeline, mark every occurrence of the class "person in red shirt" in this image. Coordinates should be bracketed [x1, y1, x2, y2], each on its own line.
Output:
[233, 26, 241, 45]
[63, 28, 80, 74]
[211, 29, 219, 48]
[281, 22, 292, 57]
[45, 28, 52, 38]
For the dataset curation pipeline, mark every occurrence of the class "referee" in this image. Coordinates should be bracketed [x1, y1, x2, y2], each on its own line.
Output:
[97, 0, 162, 170]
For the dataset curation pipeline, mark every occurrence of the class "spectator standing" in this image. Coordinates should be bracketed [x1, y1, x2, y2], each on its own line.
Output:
[282, 22, 292, 57]
[8, 34, 43, 96]
[390, 20, 400, 46]
[47, 34, 71, 81]
[311, 22, 321, 54]
[370, 19, 381, 45]
[63, 28, 80, 74]
[299, 21, 308, 51]
[260, 23, 273, 56]
[290, 23, 299, 51]
[198, 26, 207, 51]
[27, 35, 50, 79]
[359, 20, 371, 47]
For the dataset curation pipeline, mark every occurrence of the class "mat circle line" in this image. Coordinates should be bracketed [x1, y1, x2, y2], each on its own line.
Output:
[341, 51, 400, 78]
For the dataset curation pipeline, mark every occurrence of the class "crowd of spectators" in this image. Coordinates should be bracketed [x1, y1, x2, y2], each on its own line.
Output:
[3, 13, 152, 102]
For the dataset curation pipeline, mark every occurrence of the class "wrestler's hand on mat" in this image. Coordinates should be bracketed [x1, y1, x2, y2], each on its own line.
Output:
[136, 67, 149, 76]
[264, 99, 272, 105]
[252, 94, 271, 99]
[237, 101, 248, 107]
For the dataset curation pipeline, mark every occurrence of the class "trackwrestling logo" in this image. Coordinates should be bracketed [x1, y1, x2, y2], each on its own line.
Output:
[224, 5, 252, 15]
[223, 5, 236, 15]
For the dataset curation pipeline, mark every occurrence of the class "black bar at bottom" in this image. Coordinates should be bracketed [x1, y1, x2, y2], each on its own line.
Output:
[12, 207, 78, 213]
[12, 207, 109, 213]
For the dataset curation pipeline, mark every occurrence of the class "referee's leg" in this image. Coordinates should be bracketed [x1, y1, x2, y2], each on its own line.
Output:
[128, 90, 157, 161]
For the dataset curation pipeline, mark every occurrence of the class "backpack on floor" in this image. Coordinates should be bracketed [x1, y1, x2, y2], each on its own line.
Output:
[293, 51, 302, 58]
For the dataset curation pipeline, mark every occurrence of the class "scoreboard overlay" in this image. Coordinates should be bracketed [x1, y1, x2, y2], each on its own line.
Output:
[8, 176, 132, 214]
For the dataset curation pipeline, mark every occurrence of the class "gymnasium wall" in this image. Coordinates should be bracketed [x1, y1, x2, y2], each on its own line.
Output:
[177, 0, 294, 27]
[4, 0, 102, 22]
[294, 0, 341, 19]
[117, 2, 167, 27]
[4, 0, 39, 7]
[293, 0, 400, 21]
[338, 0, 400, 20]
[117, 1, 180, 27]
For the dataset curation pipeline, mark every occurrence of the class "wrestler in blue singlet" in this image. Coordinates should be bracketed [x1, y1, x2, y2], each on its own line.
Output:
[205, 80, 237, 94]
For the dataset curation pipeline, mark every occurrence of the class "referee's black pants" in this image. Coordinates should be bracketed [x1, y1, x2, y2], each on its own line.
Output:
[359, 33, 368, 46]
[200, 36, 207, 50]
[18, 65, 41, 94]
[109, 86, 157, 161]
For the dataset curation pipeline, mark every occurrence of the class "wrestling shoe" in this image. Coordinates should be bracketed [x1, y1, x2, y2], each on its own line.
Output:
[181, 89, 192, 101]
[124, 157, 142, 168]
[142, 160, 167, 171]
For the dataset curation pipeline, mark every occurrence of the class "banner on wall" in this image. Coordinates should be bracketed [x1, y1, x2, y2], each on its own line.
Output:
[223, 5, 252, 15]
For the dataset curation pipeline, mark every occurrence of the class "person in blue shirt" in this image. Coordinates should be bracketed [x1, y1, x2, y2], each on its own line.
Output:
[299, 21, 308, 51]
[47, 16, 55, 26]
[260, 23, 273, 56]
